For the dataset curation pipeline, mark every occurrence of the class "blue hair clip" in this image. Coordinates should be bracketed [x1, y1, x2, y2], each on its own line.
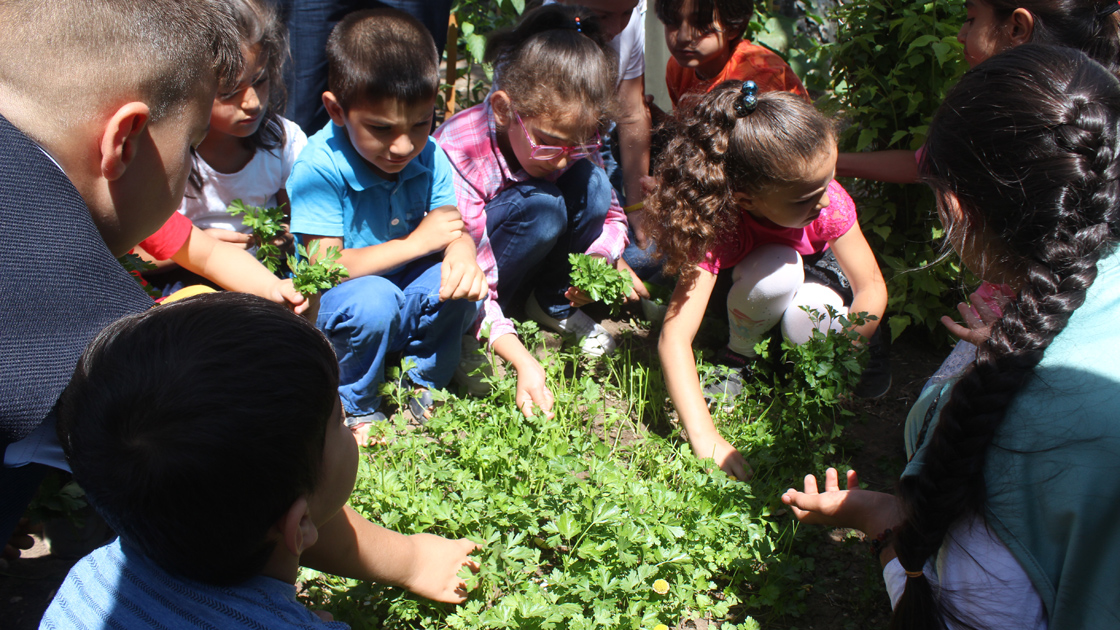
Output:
[574, 16, 582, 32]
[733, 81, 759, 117]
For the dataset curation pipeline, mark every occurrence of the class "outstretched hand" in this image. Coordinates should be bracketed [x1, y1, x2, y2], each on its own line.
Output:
[941, 283, 1013, 345]
[691, 431, 752, 481]
[401, 534, 481, 603]
[781, 468, 899, 535]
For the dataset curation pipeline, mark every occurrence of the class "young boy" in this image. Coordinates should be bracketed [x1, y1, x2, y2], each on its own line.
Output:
[289, 8, 486, 433]
[1, 0, 478, 600]
[42, 293, 478, 627]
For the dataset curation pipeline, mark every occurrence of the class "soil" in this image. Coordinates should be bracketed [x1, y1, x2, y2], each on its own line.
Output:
[0, 318, 948, 630]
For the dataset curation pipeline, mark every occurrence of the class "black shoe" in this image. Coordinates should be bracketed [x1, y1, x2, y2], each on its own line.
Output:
[854, 328, 892, 399]
[702, 346, 755, 406]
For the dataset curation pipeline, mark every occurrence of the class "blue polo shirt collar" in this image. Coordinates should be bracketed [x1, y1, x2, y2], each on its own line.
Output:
[330, 123, 432, 192]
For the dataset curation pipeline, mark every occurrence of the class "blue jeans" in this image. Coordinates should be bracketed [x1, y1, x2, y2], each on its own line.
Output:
[622, 222, 669, 286]
[486, 159, 610, 320]
[316, 258, 480, 416]
[276, 0, 453, 133]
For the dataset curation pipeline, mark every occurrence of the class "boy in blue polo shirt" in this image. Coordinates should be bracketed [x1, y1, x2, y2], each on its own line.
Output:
[290, 8, 486, 437]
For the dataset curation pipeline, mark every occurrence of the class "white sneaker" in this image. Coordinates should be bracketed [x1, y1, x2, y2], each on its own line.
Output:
[453, 334, 492, 396]
[525, 292, 617, 356]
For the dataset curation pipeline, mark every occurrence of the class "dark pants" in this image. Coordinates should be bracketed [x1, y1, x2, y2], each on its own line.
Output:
[276, 0, 453, 134]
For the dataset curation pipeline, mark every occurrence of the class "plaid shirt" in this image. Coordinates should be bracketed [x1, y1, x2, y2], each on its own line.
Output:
[434, 100, 628, 344]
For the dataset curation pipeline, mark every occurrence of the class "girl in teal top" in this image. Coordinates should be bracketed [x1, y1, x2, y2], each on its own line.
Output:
[783, 45, 1120, 629]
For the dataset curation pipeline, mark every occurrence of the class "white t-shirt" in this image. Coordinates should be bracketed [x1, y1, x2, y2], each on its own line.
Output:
[883, 514, 1047, 630]
[178, 117, 308, 233]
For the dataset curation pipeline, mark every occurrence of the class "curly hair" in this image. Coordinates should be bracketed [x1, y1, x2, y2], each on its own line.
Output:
[895, 44, 1120, 630]
[647, 84, 836, 275]
[485, 4, 618, 141]
[986, 0, 1120, 76]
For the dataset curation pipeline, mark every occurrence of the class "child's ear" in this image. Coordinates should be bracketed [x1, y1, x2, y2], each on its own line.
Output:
[99, 102, 150, 182]
[1007, 8, 1034, 46]
[731, 191, 754, 211]
[490, 90, 512, 128]
[322, 92, 347, 127]
[278, 496, 319, 557]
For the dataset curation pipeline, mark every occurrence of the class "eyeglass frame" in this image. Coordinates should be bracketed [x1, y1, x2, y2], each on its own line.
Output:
[513, 112, 601, 161]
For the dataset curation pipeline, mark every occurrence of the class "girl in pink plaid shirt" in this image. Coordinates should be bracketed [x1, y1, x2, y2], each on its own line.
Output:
[435, 5, 647, 419]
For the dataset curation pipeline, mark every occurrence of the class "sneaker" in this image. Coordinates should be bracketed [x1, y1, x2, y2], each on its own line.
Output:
[854, 328, 892, 399]
[406, 387, 435, 425]
[453, 335, 493, 397]
[525, 291, 617, 356]
[702, 346, 755, 406]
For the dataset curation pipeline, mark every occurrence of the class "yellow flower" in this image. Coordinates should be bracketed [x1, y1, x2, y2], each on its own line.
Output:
[652, 579, 670, 595]
[653, 625, 670, 630]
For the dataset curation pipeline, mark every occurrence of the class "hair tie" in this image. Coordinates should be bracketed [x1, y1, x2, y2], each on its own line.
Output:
[733, 81, 758, 117]
[904, 570, 924, 579]
[574, 16, 582, 32]
[1101, 1, 1120, 16]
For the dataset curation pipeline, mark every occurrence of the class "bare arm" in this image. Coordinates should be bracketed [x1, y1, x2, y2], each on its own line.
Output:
[828, 223, 888, 342]
[308, 206, 464, 279]
[616, 75, 651, 211]
[836, 150, 919, 184]
[300, 505, 479, 603]
[659, 267, 750, 480]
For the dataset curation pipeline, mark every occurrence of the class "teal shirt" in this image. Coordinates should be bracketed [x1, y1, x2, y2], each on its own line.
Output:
[905, 248, 1120, 628]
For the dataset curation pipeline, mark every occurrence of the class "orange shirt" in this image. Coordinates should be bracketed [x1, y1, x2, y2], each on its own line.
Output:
[666, 39, 810, 106]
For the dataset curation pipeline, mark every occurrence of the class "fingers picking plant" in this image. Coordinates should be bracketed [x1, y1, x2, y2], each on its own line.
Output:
[568, 253, 632, 316]
[287, 241, 349, 297]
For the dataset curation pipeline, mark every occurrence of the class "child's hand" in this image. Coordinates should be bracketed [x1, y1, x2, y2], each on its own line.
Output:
[268, 278, 309, 315]
[690, 431, 751, 481]
[401, 533, 481, 603]
[440, 255, 487, 302]
[616, 257, 650, 303]
[410, 206, 464, 258]
[941, 283, 1013, 345]
[515, 360, 555, 419]
[204, 227, 253, 250]
[780, 468, 900, 534]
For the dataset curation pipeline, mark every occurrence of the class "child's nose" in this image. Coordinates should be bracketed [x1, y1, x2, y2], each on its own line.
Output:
[390, 134, 414, 157]
[817, 191, 831, 210]
[242, 87, 261, 112]
[957, 24, 967, 44]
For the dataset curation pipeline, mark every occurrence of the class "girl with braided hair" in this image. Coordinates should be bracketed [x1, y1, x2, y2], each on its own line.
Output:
[783, 44, 1120, 629]
[649, 83, 887, 480]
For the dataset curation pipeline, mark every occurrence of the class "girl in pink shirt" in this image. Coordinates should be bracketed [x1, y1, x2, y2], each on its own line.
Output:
[648, 84, 887, 480]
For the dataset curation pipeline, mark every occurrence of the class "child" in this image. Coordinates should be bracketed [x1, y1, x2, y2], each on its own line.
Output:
[288, 8, 486, 433]
[178, 0, 307, 253]
[434, 4, 635, 418]
[782, 45, 1120, 629]
[649, 84, 887, 481]
[836, 0, 1120, 183]
[0, 0, 243, 557]
[658, 0, 808, 106]
[42, 293, 480, 628]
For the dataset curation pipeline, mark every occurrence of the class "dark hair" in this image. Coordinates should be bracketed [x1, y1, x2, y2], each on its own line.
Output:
[898, 44, 1120, 629]
[326, 7, 439, 110]
[986, 0, 1120, 76]
[654, 0, 754, 42]
[56, 293, 341, 586]
[226, 0, 289, 153]
[647, 84, 836, 275]
[486, 4, 618, 140]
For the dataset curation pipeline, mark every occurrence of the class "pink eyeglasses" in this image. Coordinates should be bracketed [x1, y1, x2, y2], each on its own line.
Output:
[515, 112, 601, 161]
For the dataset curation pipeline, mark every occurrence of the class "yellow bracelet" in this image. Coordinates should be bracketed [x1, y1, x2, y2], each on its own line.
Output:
[623, 201, 645, 213]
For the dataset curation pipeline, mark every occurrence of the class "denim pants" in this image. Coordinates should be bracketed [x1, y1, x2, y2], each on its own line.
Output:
[485, 159, 610, 321]
[276, 0, 453, 133]
[316, 258, 480, 416]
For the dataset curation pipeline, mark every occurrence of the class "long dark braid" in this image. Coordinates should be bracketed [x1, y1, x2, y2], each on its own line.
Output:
[894, 44, 1120, 630]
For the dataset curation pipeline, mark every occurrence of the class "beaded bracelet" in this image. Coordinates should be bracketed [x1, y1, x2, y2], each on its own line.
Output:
[869, 527, 893, 560]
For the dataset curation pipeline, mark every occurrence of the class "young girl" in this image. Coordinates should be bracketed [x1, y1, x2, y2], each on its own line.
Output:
[649, 84, 887, 480]
[435, 5, 638, 418]
[177, 0, 306, 253]
[783, 45, 1120, 629]
[837, 0, 1120, 183]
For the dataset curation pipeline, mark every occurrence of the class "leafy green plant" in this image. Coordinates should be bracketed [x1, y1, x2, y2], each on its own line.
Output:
[817, 0, 970, 341]
[118, 252, 161, 299]
[228, 198, 287, 272]
[287, 241, 349, 297]
[568, 253, 633, 316]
